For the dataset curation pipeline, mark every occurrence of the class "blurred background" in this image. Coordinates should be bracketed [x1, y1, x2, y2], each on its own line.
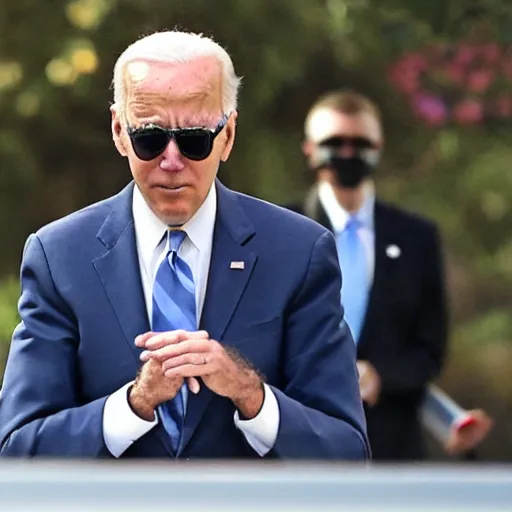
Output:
[0, 0, 510, 460]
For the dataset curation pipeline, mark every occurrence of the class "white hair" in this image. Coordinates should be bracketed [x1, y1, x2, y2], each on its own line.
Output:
[112, 31, 242, 118]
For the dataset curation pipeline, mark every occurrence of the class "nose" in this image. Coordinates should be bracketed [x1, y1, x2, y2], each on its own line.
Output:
[339, 144, 356, 158]
[159, 139, 185, 172]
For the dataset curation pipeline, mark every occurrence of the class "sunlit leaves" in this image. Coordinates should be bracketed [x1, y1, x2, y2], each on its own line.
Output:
[66, 0, 116, 30]
[15, 91, 41, 117]
[45, 39, 99, 86]
[436, 129, 460, 160]
[0, 62, 23, 91]
[45, 58, 78, 86]
[71, 48, 99, 74]
[480, 190, 508, 221]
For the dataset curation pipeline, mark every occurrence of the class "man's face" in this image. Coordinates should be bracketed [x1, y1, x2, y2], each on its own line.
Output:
[304, 108, 383, 184]
[112, 57, 236, 225]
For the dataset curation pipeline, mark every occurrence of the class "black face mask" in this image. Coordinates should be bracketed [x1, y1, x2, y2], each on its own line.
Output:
[327, 155, 374, 188]
[311, 135, 380, 188]
[313, 150, 377, 188]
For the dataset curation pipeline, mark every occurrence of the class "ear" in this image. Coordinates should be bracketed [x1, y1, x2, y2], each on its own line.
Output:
[220, 111, 237, 163]
[302, 139, 320, 171]
[111, 104, 128, 157]
[302, 139, 314, 157]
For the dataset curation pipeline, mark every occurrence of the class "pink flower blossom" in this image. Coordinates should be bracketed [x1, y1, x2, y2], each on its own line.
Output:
[411, 93, 447, 126]
[388, 42, 512, 127]
[443, 63, 465, 85]
[452, 99, 483, 124]
[398, 52, 429, 72]
[454, 43, 477, 67]
[467, 69, 495, 93]
[388, 66, 420, 94]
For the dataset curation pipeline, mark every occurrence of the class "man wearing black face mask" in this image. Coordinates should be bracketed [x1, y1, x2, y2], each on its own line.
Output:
[288, 89, 448, 461]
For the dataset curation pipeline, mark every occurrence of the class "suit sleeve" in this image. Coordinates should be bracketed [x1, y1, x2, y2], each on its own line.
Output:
[372, 225, 448, 394]
[271, 231, 370, 460]
[0, 234, 112, 457]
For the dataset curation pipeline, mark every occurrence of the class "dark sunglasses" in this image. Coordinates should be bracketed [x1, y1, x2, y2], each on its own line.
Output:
[318, 136, 376, 150]
[127, 114, 228, 161]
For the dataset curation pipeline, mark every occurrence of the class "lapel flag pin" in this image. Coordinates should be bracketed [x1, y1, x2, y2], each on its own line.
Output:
[230, 261, 245, 270]
[386, 244, 401, 259]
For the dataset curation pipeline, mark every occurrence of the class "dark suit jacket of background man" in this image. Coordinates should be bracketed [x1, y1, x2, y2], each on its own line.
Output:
[0, 180, 369, 459]
[288, 185, 448, 460]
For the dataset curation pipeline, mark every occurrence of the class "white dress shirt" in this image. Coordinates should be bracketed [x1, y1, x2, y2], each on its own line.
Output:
[103, 183, 279, 458]
[317, 180, 376, 285]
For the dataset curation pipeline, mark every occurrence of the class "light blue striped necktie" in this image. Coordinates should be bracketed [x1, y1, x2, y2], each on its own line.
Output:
[337, 216, 369, 344]
[152, 229, 196, 453]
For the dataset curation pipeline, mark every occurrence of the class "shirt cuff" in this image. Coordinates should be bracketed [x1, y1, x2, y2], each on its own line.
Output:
[103, 381, 159, 458]
[234, 383, 279, 456]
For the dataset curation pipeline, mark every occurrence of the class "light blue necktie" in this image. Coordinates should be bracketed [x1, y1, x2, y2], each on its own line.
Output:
[337, 216, 368, 344]
[152, 229, 196, 453]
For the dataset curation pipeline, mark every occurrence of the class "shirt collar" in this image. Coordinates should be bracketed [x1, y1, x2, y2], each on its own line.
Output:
[317, 180, 375, 233]
[132, 182, 217, 263]
[181, 182, 217, 254]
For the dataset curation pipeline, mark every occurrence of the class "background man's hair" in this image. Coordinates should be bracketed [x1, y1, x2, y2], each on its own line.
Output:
[305, 89, 382, 139]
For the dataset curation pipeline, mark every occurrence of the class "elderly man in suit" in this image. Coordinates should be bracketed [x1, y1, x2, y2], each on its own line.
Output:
[291, 89, 448, 461]
[0, 32, 369, 460]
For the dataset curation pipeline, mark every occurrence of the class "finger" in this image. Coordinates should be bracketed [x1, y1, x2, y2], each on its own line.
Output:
[360, 385, 371, 401]
[189, 330, 209, 339]
[187, 377, 201, 394]
[164, 364, 212, 379]
[359, 380, 369, 394]
[358, 373, 369, 387]
[144, 330, 209, 351]
[142, 338, 211, 362]
[356, 364, 368, 380]
[444, 435, 459, 455]
[135, 332, 158, 347]
[141, 330, 190, 351]
[162, 353, 210, 371]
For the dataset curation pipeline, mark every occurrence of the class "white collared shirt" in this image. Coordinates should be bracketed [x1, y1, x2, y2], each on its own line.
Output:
[317, 180, 375, 284]
[103, 183, 279, 458]
[133, 180, 215, 321]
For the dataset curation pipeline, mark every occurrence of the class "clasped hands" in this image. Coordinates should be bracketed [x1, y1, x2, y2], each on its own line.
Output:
[128, 329, 264, 421]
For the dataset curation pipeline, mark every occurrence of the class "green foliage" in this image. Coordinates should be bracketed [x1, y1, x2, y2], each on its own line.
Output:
[457, 308, 512, 345]
[0, 277, 19, 374]
[0, 277, 18, 343]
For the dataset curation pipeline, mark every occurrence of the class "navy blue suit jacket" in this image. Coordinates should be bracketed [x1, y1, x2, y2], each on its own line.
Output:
[0, 180, 369, 459]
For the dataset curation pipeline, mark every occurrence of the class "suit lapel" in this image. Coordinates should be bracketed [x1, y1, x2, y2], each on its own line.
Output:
[179, 180, 257, 454]
[93, 183, 150, 363]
